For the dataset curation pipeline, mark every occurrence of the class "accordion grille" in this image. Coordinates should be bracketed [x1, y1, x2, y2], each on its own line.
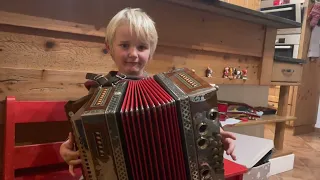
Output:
[120, 78, 187, 180]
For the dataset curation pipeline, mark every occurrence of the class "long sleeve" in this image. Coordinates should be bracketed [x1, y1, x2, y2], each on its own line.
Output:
[310, 13, 320, 27]
[310, 3, 320, 27]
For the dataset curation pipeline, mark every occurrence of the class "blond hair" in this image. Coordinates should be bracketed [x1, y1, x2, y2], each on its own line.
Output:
[105, 7, 158, 59]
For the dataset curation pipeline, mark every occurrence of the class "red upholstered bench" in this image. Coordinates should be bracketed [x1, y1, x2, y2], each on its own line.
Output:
[2, 96, 82, 180]
[3, 96, 247, 180]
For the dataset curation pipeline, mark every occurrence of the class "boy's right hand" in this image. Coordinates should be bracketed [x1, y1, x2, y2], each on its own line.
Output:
[60, 132, 82, 176]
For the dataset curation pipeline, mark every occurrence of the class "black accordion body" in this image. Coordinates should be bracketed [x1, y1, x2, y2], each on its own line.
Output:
[65, 68, 225, 180]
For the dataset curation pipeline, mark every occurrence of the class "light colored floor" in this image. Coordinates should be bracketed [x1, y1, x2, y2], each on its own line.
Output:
[264, 124, 320, 180]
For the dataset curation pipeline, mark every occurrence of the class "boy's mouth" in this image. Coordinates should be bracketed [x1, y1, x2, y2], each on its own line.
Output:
[125, 62, 139, 65]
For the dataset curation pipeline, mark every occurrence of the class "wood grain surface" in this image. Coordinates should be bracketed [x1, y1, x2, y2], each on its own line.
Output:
[0, 0, 265, 57]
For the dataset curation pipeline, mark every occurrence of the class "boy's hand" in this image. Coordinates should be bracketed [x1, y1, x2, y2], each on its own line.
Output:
[220, 128, 237, 161]
[60, 132, 82, 176]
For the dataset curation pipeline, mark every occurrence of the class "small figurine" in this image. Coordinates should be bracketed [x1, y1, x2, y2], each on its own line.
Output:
[236, 70, 241, 79]
[206, 67, 213, 77]
[242, 69, 248, 80]
[223, 67, 229, 78]
[229, 67, 234, 79]
[233, 68, 238, 79]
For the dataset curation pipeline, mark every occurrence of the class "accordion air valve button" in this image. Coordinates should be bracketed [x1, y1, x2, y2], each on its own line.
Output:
[207, 109, 218, 120]
[200, 163, 212, 180]
[197, 137, 209, 149]
[198, 122, 208, 135]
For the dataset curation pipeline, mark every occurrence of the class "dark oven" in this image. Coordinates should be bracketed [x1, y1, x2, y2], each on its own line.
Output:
[274, 34, 300, 58]
[260, 1, 304, 34]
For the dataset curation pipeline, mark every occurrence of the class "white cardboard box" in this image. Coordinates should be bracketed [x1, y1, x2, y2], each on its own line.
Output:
[224, 133, 274, 180]
[243, 162, 271, 180]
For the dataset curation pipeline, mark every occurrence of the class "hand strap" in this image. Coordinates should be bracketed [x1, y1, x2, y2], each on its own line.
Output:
[85, 71, 147, 87]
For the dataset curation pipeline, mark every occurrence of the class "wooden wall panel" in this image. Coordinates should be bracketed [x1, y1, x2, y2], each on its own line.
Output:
[0, 25, 111, 72]
[0, 0, 265, 57]
[0, 24, 261, 90]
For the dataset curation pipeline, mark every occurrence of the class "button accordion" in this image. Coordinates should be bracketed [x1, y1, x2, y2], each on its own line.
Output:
[65, 68, 225, 180]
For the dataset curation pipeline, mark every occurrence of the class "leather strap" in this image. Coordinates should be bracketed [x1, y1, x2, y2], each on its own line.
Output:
[85, 71, 147, 87]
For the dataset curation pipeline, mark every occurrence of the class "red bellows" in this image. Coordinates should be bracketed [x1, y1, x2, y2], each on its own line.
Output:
[120, 77, 187, 180]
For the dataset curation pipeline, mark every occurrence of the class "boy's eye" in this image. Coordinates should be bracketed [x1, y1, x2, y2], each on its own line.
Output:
[138, 45, 148, 51]
[120, 44, 129, 49]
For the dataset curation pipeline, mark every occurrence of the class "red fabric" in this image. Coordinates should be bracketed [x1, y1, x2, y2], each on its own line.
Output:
[309, 3, 320, 27]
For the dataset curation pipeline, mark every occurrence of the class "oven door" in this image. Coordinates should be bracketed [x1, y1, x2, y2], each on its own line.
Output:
[260, 3, 303, 34]
[274, 34, 300, 58]
[260, 3, 302, 23]
[275, 45, 299, 58]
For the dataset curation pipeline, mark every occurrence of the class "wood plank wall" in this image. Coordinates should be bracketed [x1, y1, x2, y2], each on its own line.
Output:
[222, 0, 262, 10]
[0, 0, 266, 175]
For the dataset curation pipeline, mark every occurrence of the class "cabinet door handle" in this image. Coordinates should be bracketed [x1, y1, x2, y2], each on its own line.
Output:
[281, 69, 294, 76]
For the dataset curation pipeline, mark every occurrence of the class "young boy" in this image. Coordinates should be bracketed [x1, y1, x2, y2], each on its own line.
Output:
[59, 7, 236, 177]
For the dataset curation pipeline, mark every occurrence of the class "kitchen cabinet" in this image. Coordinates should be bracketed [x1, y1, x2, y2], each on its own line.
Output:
[271, 56, 306, 84]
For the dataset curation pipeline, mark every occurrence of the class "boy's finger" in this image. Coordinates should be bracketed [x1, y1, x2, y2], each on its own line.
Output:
[69, 132, 75, 143]
[69, 159, 82, 165]
[69, 165, 75, 177]
[231, 153, 237, 161]
[67, 150, 80, 159]
[221, 131, 236, 140]
[226, 132, 236, 140]
[226, 139, 235, 155]
[64, 133, 75, 149]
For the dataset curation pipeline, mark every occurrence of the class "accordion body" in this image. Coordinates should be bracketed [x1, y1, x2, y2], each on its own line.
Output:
[66, 68, 225, 180]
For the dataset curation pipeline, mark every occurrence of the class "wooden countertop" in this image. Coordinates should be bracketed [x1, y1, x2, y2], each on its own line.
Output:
[231, 115, 297, 127]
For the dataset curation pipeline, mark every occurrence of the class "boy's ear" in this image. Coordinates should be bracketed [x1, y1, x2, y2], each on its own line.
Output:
[104, 42, 110, 51]
[105, 42, 110, 52]
[105, 42, 114, 59]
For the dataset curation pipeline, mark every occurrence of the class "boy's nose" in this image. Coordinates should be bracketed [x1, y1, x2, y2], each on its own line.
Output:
[128, 47, 138, 58]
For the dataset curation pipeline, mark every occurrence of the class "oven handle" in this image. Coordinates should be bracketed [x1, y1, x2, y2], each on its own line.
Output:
[261, 7, 293, 13]
[275, 46, 292, 49]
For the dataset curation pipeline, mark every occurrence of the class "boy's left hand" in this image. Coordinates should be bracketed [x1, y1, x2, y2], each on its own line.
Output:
[220, 128, 237, 161]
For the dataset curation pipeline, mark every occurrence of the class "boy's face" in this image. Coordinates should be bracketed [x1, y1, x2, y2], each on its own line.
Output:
[109, 24, 151, 76]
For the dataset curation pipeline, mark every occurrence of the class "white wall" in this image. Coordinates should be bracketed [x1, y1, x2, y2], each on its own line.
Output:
[315, 96, 320, 128]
